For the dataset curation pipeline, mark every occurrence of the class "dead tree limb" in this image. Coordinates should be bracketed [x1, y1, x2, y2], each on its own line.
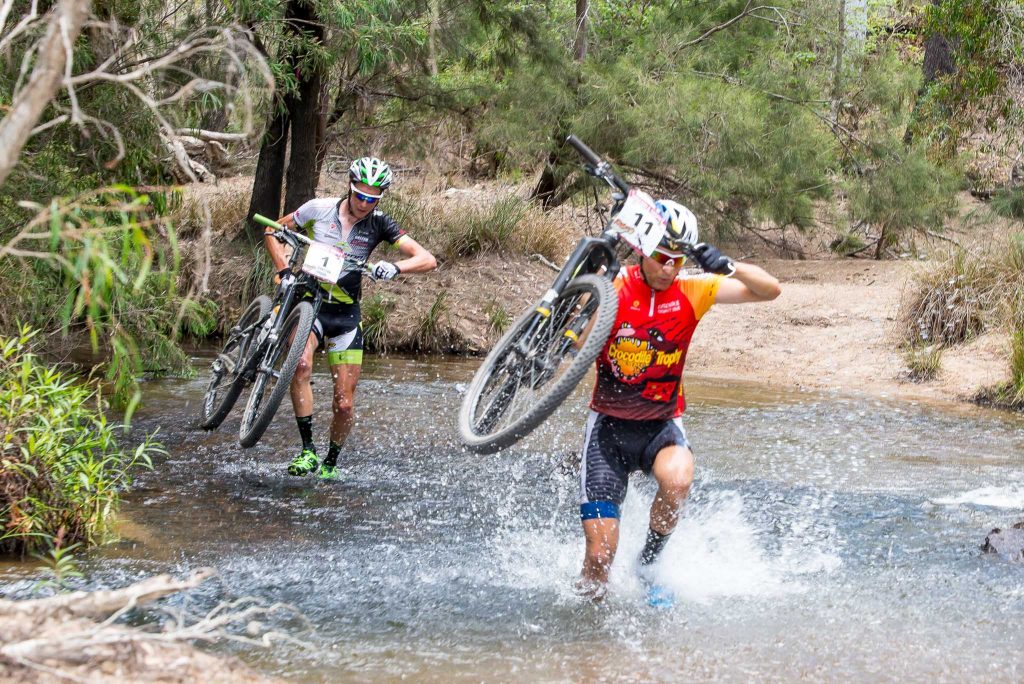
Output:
[0, 0, 91, 187]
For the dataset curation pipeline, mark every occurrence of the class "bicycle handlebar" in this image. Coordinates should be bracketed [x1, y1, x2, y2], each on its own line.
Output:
[564, 135, 631, 196]
[253, 213, 312, 247]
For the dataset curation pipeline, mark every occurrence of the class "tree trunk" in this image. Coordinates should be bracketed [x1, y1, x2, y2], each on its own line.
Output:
[283, 67, 324, 214]
[427, 0, 440, 76]
[243, 0, 325, 241]
[574, 0, 588, 62]
[281, 0, 325, 214]
[242, 107, 290, 241]
[833, 0, 845, 104]
[903, 0, 957, 145]
[922, 28, 955, 83]
[313, 86, 331, 182]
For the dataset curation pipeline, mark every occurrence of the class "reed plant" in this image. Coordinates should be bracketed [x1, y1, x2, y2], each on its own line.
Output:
[406, 290, 462, 353]
[362, 292, 397, 352]
[0, 327, 160, 557]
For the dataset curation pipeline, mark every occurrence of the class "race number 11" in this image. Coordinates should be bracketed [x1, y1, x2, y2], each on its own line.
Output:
[611, 188, 664, 257]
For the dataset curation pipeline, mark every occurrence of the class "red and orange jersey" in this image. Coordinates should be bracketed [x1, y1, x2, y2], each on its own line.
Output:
[590, 265, 721, 420]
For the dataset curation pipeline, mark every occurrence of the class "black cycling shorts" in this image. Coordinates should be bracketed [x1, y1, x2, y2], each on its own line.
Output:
[312, 302, 363, 365]
[579, 410, 690, 511]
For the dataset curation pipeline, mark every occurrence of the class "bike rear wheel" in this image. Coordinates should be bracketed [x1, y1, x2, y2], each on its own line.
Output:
[458, 274, 617, 454]
[238, 300, 315, 448]
[198, 295, 272, 430]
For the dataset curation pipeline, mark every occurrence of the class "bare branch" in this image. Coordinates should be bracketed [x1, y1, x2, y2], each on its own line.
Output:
[674, 2, 790, 53]
[0, 0, 42, 53]
[175, 128, 251, 143]
[0, 0, 91, 187]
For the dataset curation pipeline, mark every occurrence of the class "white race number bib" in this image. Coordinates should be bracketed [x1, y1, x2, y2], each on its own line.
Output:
[301, 242, 347, 283]
[610, 189, 665, 257]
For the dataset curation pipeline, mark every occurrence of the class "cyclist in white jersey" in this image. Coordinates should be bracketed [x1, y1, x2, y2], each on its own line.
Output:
[263, 157, 436, 480]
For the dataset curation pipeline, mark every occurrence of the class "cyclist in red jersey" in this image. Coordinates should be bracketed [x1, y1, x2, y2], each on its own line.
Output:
[575, 200, 781, 604]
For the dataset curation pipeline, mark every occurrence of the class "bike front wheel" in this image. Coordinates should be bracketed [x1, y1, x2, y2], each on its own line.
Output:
[458, 274, 617, 454]
[238, 300, 315, 448]
[198, 295, 272, 430]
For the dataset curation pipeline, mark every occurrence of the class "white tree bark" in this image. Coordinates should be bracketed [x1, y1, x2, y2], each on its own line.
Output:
[0, 0, 92, 188]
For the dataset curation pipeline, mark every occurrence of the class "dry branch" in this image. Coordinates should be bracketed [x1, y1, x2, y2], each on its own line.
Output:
[0, 568, 216, 623]
[0, 0, 91, 187]
[0, 6, 272, 189]
[0, 568, 292, 683]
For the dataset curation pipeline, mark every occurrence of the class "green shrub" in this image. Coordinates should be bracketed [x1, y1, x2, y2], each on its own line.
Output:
[991, 187, 1024, 220]
[0, 327, 159, 557]
[362, 292, 397, 352]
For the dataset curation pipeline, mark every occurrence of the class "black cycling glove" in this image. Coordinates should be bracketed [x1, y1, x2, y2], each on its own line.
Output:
[690, 243, 736, 276]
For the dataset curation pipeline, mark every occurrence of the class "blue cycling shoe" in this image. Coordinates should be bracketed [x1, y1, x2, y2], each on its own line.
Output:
[638, 565, 675, 609]
[644, 583, 676, 609]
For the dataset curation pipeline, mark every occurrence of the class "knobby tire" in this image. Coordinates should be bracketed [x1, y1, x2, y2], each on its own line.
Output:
[198, 295, 272, 430]
[458, 274, 617, 454]
[238, 300, 315, 448]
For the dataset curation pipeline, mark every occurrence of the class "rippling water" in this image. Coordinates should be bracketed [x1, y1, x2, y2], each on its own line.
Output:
[3, 352, 1023, 682]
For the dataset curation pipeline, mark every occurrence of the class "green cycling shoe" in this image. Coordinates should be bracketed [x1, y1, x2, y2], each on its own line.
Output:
[317, 463, 341, 481]
[287, 448, 319, 476]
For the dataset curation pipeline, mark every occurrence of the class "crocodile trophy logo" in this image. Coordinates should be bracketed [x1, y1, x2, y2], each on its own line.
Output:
[606, 323, 654, 381]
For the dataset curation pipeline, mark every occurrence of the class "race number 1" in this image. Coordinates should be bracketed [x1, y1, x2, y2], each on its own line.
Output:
[610, 189, 665, 257]
[302, 242, 347, 282]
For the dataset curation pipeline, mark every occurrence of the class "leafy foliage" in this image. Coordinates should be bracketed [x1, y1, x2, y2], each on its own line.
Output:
[0, 327, 159, 557]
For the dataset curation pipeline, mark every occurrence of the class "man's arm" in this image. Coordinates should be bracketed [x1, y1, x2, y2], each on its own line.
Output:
[714, 262, 781, 304]
[262, 212, 297, 273]
[392, 235, 437, 274]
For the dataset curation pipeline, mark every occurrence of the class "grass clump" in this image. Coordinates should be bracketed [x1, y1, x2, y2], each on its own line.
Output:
[386, 191, 571, 263]
[900, 251, 992, 347]
[903, 344, 943, 382]
[484, 299, 513, 335]
[901, 232, 1024, 406]
[0, 327, 160, 557]
[362, 292, 397, 352]
[406, 290, 463, 353]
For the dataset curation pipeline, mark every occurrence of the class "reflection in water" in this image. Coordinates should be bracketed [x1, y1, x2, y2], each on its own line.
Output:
[2, 353, 1023, 682]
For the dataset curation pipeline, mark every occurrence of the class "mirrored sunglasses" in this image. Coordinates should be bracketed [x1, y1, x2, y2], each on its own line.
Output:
[350, 184, 382, 204]
[650, 248, 686, 266]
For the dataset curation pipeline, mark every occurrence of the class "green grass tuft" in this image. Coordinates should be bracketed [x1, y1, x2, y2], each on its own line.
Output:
[903, 344, 943, 382]
[362, 292, 397, 353]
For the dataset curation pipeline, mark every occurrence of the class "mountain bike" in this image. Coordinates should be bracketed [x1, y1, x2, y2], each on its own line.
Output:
[458, 135, 675, 454]
[198, 213, 372, 448]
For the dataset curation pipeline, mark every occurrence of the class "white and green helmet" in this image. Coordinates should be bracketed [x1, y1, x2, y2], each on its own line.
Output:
[349, 156, 393, 190]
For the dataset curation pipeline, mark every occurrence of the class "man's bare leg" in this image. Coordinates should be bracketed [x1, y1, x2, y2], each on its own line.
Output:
[638, 445, 694, 605]
[321, 363, 361, 470]
[577, 517, 620, 601]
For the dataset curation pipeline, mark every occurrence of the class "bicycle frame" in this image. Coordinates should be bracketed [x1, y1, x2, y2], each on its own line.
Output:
[512, 135, 639, 364]
[242, 215, 369, 378]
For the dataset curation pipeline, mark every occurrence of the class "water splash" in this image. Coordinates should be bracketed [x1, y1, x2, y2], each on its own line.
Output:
[932, 486, 1024, 509]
